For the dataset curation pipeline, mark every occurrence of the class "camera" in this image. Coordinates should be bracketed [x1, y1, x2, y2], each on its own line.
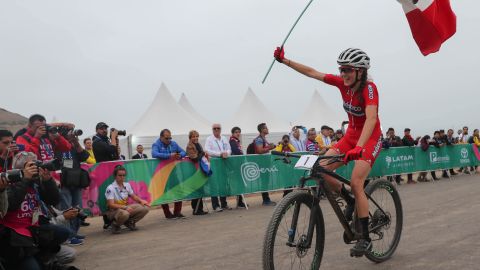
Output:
[12, 140, 26, 151]
[46, 125, 60, 135]
[111, 128, 126, 136]
[0, 169, 23, 183]
[34, 159, 63, 171]
[75, 207, 88, 221]
[72, 129, 83, 136]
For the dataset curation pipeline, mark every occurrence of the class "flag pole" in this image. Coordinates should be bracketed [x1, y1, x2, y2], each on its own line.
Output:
[261, 0, 315, 84]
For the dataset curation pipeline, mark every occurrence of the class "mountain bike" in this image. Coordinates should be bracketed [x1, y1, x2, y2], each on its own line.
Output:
[262, 151, 403, 269]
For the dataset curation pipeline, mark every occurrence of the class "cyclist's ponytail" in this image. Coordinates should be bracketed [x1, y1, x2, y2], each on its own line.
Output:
[356, 69, 368, 103]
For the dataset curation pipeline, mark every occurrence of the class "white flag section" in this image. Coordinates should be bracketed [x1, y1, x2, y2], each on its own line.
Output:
[397, 0, 456, 56]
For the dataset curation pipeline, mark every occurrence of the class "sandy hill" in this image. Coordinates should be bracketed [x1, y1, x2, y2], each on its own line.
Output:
[0, 108, 28, 134]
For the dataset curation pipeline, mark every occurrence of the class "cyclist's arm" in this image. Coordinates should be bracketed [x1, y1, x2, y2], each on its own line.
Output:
[356, 105, 377, 148]
[282, 58, 326, 82]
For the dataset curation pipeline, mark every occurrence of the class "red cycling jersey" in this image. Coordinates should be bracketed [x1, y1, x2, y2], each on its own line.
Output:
[324, 74, 381, 133]
[324, 74, 382, 166]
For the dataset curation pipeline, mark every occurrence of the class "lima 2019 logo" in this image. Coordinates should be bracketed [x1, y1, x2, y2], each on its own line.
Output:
[240, 162, 278, 187]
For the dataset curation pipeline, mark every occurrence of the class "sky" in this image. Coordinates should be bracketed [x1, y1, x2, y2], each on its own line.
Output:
[0, 0, 479, 137]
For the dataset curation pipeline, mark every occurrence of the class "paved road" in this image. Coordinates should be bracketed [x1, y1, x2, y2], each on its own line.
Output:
[75, 173, 480, 270]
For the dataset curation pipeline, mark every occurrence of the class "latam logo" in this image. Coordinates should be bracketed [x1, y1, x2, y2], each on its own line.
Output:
[385, 155, 414, 168]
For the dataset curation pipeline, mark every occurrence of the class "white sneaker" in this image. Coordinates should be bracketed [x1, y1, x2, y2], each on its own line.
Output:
[214, 207, 223, 212]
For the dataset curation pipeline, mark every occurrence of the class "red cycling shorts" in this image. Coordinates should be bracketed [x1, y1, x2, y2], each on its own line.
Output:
[331, 128, 383, 167]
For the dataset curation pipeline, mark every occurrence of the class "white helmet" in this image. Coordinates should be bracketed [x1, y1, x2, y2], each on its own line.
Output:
[337, 48, 370, 69]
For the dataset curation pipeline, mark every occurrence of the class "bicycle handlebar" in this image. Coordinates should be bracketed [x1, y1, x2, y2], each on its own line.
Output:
[271, 151, 345, 161]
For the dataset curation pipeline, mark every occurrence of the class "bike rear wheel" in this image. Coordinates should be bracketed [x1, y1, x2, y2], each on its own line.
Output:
[364, 179, 403, 263]
[263, 191, 325, 270]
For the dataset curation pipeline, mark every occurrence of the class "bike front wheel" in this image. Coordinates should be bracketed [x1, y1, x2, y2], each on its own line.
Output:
[263, 191, 325, 270]
[364, 179, 403, 263]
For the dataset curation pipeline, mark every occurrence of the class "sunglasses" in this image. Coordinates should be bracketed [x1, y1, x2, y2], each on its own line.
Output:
[213, 127, 221, 130]
[164, 137, 172, 140]
[339, 67, 357, 74]
[117, 174, 126, 177]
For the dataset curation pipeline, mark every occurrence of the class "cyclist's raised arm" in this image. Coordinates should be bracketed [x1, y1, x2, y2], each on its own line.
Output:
[274, 47, 327, 82]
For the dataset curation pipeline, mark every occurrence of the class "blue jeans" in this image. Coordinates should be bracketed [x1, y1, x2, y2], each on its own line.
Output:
[59, 186, 83, 209]
[59, 187, 83, 237]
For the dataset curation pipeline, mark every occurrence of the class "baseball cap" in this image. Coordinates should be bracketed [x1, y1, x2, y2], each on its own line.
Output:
[404, 128, 411, 132]
[96, 122, 109, 130]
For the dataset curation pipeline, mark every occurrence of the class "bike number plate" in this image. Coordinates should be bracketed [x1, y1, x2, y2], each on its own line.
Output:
[294, 155, 317, 170]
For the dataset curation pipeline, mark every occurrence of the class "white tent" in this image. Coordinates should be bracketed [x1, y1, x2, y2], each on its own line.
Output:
[295, 90, 344, 130]
[124, 83, 211, 158]
[178, 93, 211, 127]
[225, 87, 290, 134]
[129, 83, 211, 136]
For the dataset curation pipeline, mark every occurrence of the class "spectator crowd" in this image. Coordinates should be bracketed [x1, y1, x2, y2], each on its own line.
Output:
[1, 113, 479, 269]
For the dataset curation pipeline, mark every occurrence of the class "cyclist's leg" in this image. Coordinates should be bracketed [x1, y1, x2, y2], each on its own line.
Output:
[350, 160, 371, 218]
[350, 160, 373, 256]
[350, 132, 382, 256]
[319, 148, 345, 192]
[320, 133, 355, 192]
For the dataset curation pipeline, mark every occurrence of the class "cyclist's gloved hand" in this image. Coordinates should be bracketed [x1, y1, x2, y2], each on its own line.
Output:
[344, 146, 363, 163]
[274, 46, 285, 63]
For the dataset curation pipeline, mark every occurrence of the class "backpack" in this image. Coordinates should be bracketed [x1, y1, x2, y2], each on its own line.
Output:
[246, 136, 265, 154]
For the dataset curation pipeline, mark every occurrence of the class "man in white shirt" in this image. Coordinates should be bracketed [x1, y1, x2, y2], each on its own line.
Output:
[105, 165, 150, 234]
[290, 126, 306, 152]
[204, 123, 232, 212]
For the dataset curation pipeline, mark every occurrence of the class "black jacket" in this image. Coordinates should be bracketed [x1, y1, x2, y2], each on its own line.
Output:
[132, 153, 148, 159]
[92, 134, 118, 162]
[7, 178, 60, 211]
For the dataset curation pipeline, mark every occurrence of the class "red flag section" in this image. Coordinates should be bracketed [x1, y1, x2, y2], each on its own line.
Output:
[398, 0, 456, 56]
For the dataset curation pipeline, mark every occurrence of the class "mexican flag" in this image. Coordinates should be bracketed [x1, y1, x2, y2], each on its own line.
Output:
[398, 0, 456, 56]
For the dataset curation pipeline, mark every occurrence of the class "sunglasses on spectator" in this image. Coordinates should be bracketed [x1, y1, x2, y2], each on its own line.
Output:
[339, 67, 357, 74]
[213, 127, 221, 130]
[164, 137, 172, 140]
[117, 174, 126, 177]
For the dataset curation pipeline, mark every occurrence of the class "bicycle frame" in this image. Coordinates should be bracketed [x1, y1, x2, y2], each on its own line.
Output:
[278, 152, 390, 248]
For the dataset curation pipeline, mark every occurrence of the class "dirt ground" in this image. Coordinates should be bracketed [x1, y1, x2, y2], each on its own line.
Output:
[74, 172, 480, 270]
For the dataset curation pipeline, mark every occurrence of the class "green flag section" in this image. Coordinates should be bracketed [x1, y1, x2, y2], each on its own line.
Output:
[81, 145, 479, 215]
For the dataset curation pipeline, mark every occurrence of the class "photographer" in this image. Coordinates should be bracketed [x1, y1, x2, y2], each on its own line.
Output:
[92, 122, 122, 162]
[15, 114, 72, 162]
[275, 135, 296, 153]
[0, 152, 70, 270]
[384, 128, 404, 184]
[59, 130, 91, 243]
[1, 175, 7, 218]
[402, 128, 419, 184]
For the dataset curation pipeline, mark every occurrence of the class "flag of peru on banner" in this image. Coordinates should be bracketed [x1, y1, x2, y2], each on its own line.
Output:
[398, 0, 456, 56]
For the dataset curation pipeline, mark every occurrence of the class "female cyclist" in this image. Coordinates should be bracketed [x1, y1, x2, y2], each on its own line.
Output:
[273, 47, 383, 257]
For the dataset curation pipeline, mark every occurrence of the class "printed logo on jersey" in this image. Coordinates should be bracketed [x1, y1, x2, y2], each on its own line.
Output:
[367, 85, 374, 100]
[372, 136, 382, 158]
[343, 102, 365, 117]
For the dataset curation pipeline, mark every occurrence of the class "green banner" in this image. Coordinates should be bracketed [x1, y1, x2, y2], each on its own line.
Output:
[81, 145, 479, 215]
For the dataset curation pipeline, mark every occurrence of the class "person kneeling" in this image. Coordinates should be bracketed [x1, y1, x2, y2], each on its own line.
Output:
[105, 165, 150, 234]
